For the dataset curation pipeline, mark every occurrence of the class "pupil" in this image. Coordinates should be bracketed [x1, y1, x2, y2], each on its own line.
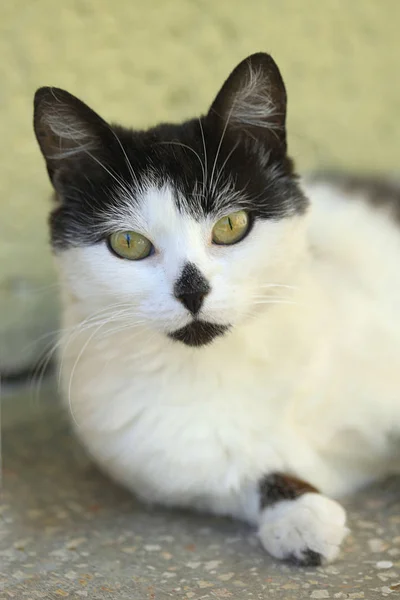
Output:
[228, 218, 233, 231]
[126, 233, 131, 248]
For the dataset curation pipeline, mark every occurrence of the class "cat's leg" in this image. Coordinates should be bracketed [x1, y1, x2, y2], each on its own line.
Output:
[257, 473, 349, 565]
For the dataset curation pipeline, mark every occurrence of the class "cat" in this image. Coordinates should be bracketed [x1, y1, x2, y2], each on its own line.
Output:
[33, 53, 400, 566]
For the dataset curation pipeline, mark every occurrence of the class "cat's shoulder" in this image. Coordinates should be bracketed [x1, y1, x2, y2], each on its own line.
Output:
[302, 171, 400, 223]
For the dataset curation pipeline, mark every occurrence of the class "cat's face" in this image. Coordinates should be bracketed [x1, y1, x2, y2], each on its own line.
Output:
[34, 53, 308, 347]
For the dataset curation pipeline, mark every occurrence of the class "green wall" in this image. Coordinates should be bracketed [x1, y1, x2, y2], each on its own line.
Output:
[1, 0, 399, 370]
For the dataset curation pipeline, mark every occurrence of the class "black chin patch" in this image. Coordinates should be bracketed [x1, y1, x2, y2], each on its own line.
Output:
[168, 321, 229, 347]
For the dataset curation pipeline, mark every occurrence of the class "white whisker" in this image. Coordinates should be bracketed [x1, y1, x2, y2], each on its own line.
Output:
[198, 118, 208, 197]
[259, 283, 299, 291]
[108, 127, 138, 189]
[56, 303, 138, 387]
[66, 320, 112, 430]
[253, 299, 298, 306]
[158, 141, 206, 196]
[84, 149, 131, 196]
[209, 104, 235, 197]
[211, 141, 239, 200]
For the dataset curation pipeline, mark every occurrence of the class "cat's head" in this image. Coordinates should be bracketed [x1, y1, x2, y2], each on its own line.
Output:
[34, 53, 308, 347]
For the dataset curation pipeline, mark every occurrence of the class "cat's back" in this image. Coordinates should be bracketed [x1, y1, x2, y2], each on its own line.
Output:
[303, 173, 400, 300]
[298, 173, 400, 452]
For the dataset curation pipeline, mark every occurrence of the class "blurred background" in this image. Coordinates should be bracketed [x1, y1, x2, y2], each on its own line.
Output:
[1, 0, 399, 376]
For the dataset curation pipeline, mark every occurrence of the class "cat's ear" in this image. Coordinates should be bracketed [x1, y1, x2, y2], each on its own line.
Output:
[33, 87, 113, 184]
[208, 53, 287, 153]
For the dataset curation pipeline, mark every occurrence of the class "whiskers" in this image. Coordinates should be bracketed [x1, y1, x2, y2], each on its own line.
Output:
[251, 297, 297, 307]
[157, 140, 207, 197]
[64, 309, 158, 431]
[28, 303, 146, 411]
[198, 118, 208, 197]
[156, 113, 240, 212]
[259, 283, 299, 292]
[242, 282, 300, 320]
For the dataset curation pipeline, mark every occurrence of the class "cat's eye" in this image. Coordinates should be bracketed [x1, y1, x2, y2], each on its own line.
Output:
[212, 210, 250, 245]
[108, 231, 154, 260]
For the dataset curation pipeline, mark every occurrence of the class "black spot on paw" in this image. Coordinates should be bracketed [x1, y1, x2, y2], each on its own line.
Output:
[287, 548, 322, 567]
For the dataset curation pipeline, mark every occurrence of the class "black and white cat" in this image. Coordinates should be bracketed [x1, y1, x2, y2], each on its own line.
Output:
[33, 53, 400, 565]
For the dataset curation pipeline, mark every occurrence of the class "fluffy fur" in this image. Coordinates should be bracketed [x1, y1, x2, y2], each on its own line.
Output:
[33, 53, 400, 565]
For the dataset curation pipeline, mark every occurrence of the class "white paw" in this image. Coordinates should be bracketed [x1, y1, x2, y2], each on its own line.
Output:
[258, 493, 349, 565]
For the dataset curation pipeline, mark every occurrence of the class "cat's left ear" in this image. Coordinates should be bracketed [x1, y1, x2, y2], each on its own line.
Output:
[208, 53, 287, 154]
[33, 87, 115, 185]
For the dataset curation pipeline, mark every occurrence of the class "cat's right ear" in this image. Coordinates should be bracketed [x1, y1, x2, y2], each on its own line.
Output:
[33, 87, 113, 185]
[207, 53, 287, 154]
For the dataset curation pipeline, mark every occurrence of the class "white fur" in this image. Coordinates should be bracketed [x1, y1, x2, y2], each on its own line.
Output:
[56, 178, 400, 563]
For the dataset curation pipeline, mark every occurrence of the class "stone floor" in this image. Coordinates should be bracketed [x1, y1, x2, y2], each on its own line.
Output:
[1, 381, 400, 599]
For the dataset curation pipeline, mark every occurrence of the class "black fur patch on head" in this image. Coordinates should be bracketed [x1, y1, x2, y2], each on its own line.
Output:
[33, 53, 308, 252]
[168, 321, 229, 347]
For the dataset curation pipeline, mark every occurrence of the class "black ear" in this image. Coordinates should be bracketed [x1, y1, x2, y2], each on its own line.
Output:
[33, 87, 113, 184]
[208, 53, 287, 152]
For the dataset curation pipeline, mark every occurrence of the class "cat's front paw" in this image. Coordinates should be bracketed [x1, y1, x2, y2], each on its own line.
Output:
[258, 493, 348, 565]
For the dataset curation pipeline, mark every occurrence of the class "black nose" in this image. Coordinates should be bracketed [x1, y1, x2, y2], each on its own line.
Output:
[174, 263, 211, 316]
[176, 290, 208, 315]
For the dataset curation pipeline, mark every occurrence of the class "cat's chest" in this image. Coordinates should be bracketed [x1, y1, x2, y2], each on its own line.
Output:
[69, 338, 295, 433]
[66, 342, 296, 495]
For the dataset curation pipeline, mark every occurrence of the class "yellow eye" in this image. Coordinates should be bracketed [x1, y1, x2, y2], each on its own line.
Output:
[108, 231, 153, 260]
[212, 210, 250, 245]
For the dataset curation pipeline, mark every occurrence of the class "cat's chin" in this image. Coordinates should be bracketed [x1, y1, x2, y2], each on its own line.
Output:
[168, 321, 229, 347]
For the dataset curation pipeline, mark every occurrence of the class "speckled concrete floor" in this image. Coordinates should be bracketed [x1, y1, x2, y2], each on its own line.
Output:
[1, 383, 400, 599]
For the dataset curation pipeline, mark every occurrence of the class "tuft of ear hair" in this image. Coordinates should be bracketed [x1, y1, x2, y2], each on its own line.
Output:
[208, 53, 287, 152]
[33, 87, 113, 183]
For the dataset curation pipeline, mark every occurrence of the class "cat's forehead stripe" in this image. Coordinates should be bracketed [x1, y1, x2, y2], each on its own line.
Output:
[104, 179, 245, 235]
[104, 181, 200, 233]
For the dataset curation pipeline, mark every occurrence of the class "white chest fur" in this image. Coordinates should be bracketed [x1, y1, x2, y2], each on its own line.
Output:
[61, 313, 301, 513]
